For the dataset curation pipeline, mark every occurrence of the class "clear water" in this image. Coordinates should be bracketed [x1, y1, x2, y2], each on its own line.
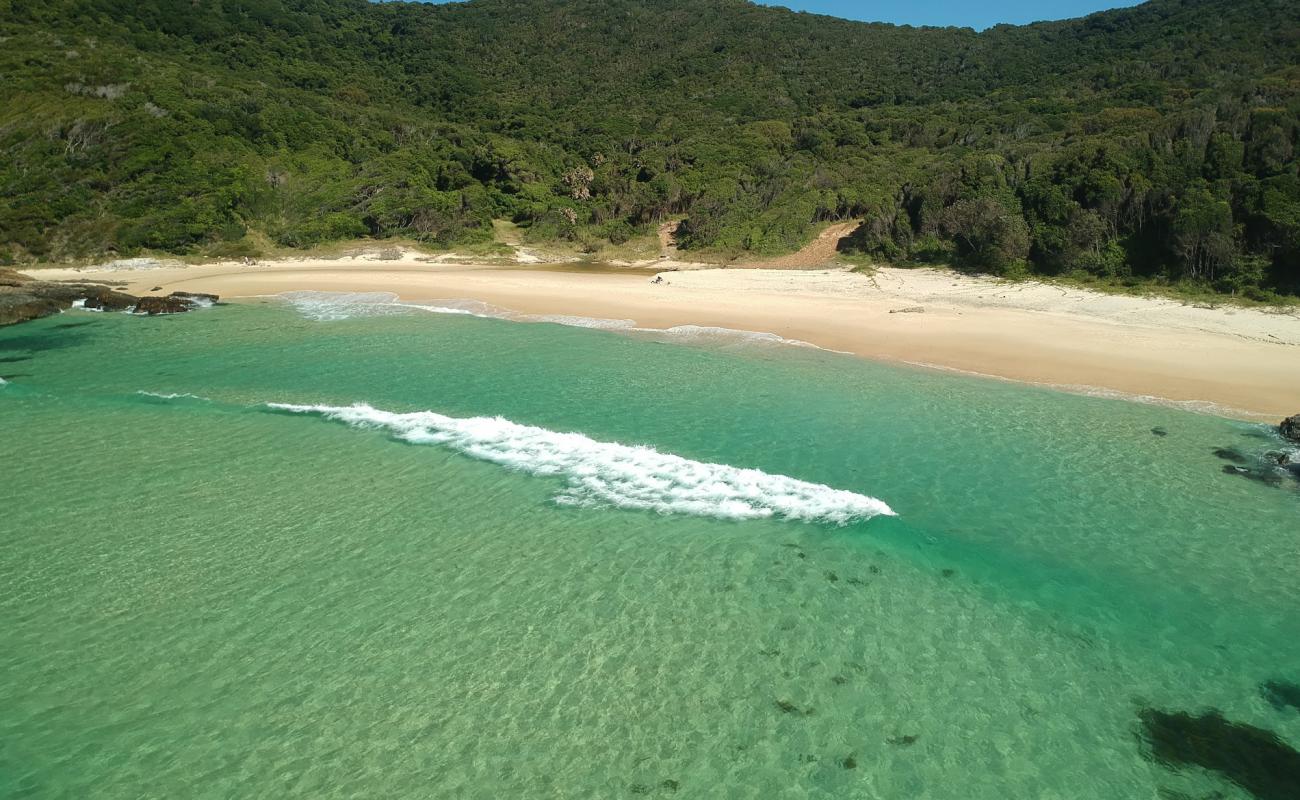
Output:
[2, 297, 1297, 799]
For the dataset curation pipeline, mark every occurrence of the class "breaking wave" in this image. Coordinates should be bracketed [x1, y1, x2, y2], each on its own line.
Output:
[267, 402, 895, 525]
[136, 390, 210, 401]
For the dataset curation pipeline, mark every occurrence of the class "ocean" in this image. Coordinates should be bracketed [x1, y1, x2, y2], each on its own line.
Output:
[2, 294, 1297, 799]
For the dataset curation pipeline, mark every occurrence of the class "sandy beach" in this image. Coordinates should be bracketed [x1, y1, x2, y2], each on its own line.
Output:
[33, 252, 1300, 420]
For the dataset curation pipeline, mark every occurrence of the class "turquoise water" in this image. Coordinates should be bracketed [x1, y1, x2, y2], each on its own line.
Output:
[2, 296, 1297, 798]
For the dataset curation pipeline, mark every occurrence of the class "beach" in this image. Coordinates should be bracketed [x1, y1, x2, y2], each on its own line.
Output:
[35, 252, 1300, 420]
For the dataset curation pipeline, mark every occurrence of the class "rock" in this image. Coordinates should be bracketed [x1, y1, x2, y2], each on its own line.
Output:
[133, 295, 192, 315]
[1261, 680, 1300, 713]
[82, 286, 137, 311]
[0, 293, 63, 326]
[0, 270, 155, 326]
[889, 306, 925, 314]
[1281, 415, 1300, 444]
[1138, 708, 1300, 800]
[1150, 427, 1168, 437]
[1213, 448, 1248, 464]
[0, 268, 35, 287]
[1222, 464, 1284, 487]
[170, 291, 219, 303]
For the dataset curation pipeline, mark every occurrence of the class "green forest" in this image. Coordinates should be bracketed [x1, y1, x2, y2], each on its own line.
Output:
[2, 0, 1299, 297]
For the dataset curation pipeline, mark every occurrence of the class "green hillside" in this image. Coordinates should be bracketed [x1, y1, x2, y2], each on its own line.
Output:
[2, 0, 1299, 296]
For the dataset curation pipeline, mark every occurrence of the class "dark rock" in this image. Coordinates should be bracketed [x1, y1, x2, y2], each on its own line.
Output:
[941, 568, 956, 578]
[1151, 427, 1168, 437]
[133, 295, 193, 315]
[83, 286, 136, 311]
[775, 699, 813, 716]
[660, 779, 680, 792]
[1138, 708, 1300, 800]
[1279, 416, 1300, 447]
[1281, 415, 1300, 444]
[1262, 680, 1300, 712]
[150, 286, 163, 291]
[0, 268, 34, 288]
[170, 291, 219, 303]
[838, 754, 857, 769]
[825, 571, 839, 582]
[1222, 465, 1284, 487]
[0, 269, 146, 326]
[0, 293, 63, 326]
[887, 734, 918, 747]
[1213, 448, 1248, 464]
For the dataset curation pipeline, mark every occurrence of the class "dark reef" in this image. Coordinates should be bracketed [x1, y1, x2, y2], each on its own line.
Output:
[1261, 681, 1300, 713]
[1137, 708, 1300, 800]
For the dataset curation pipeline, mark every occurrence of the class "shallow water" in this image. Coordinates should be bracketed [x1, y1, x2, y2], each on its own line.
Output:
[2, 296, 1297, 798]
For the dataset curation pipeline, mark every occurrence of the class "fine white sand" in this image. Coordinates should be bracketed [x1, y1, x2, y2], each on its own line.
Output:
[34, 251, 1300, 420]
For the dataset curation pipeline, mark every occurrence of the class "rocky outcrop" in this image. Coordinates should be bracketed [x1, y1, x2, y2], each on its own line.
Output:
[132, 294, 193, 315]
[1281, 415, 1300, 444]
[0, 269, 218, 326]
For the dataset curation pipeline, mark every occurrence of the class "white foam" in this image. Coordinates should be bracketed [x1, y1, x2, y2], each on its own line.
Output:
[635, 324, 843, 352]
[524, 314, 637, 330]
[136, 390, 209, 401]
[268, 402, 895, 525]
[279, 291, 501, 322]
[275, 291, 845, 353]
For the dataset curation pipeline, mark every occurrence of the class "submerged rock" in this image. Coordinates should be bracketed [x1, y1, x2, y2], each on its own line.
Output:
[1222, 464, 1284, 487]
[1213, 448, 1248, 464]
[1262, 680, 1300, 713]
[1137, 708, 1300, 800]
[1151, 427, 1168, 437]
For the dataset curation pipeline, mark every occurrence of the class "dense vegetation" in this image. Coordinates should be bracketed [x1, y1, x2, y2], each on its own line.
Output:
[2, 0, 1299, 297]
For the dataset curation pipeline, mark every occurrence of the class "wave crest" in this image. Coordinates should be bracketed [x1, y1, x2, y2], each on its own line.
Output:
[267, 402, 895, 525]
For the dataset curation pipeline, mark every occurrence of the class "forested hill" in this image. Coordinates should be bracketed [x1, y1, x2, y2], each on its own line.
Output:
[3, 0, 1299, 297]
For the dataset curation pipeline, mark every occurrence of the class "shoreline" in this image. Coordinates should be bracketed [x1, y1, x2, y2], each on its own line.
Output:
[29, 253, 1300, 420]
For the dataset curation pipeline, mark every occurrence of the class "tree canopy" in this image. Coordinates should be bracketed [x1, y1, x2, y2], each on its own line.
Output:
[2, 0, 1299, 297]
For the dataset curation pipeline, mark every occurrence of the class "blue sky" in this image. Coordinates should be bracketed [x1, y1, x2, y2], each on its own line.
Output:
[754, 1, 1143, 30]
[411, 2, 1148, 31]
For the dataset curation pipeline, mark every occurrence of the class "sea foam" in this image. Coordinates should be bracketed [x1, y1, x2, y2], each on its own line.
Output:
[279, 291, 497, 322]
[267, 402, 895, 525]
[278, 291, 846, 354]
[136, 390, 210, 401]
